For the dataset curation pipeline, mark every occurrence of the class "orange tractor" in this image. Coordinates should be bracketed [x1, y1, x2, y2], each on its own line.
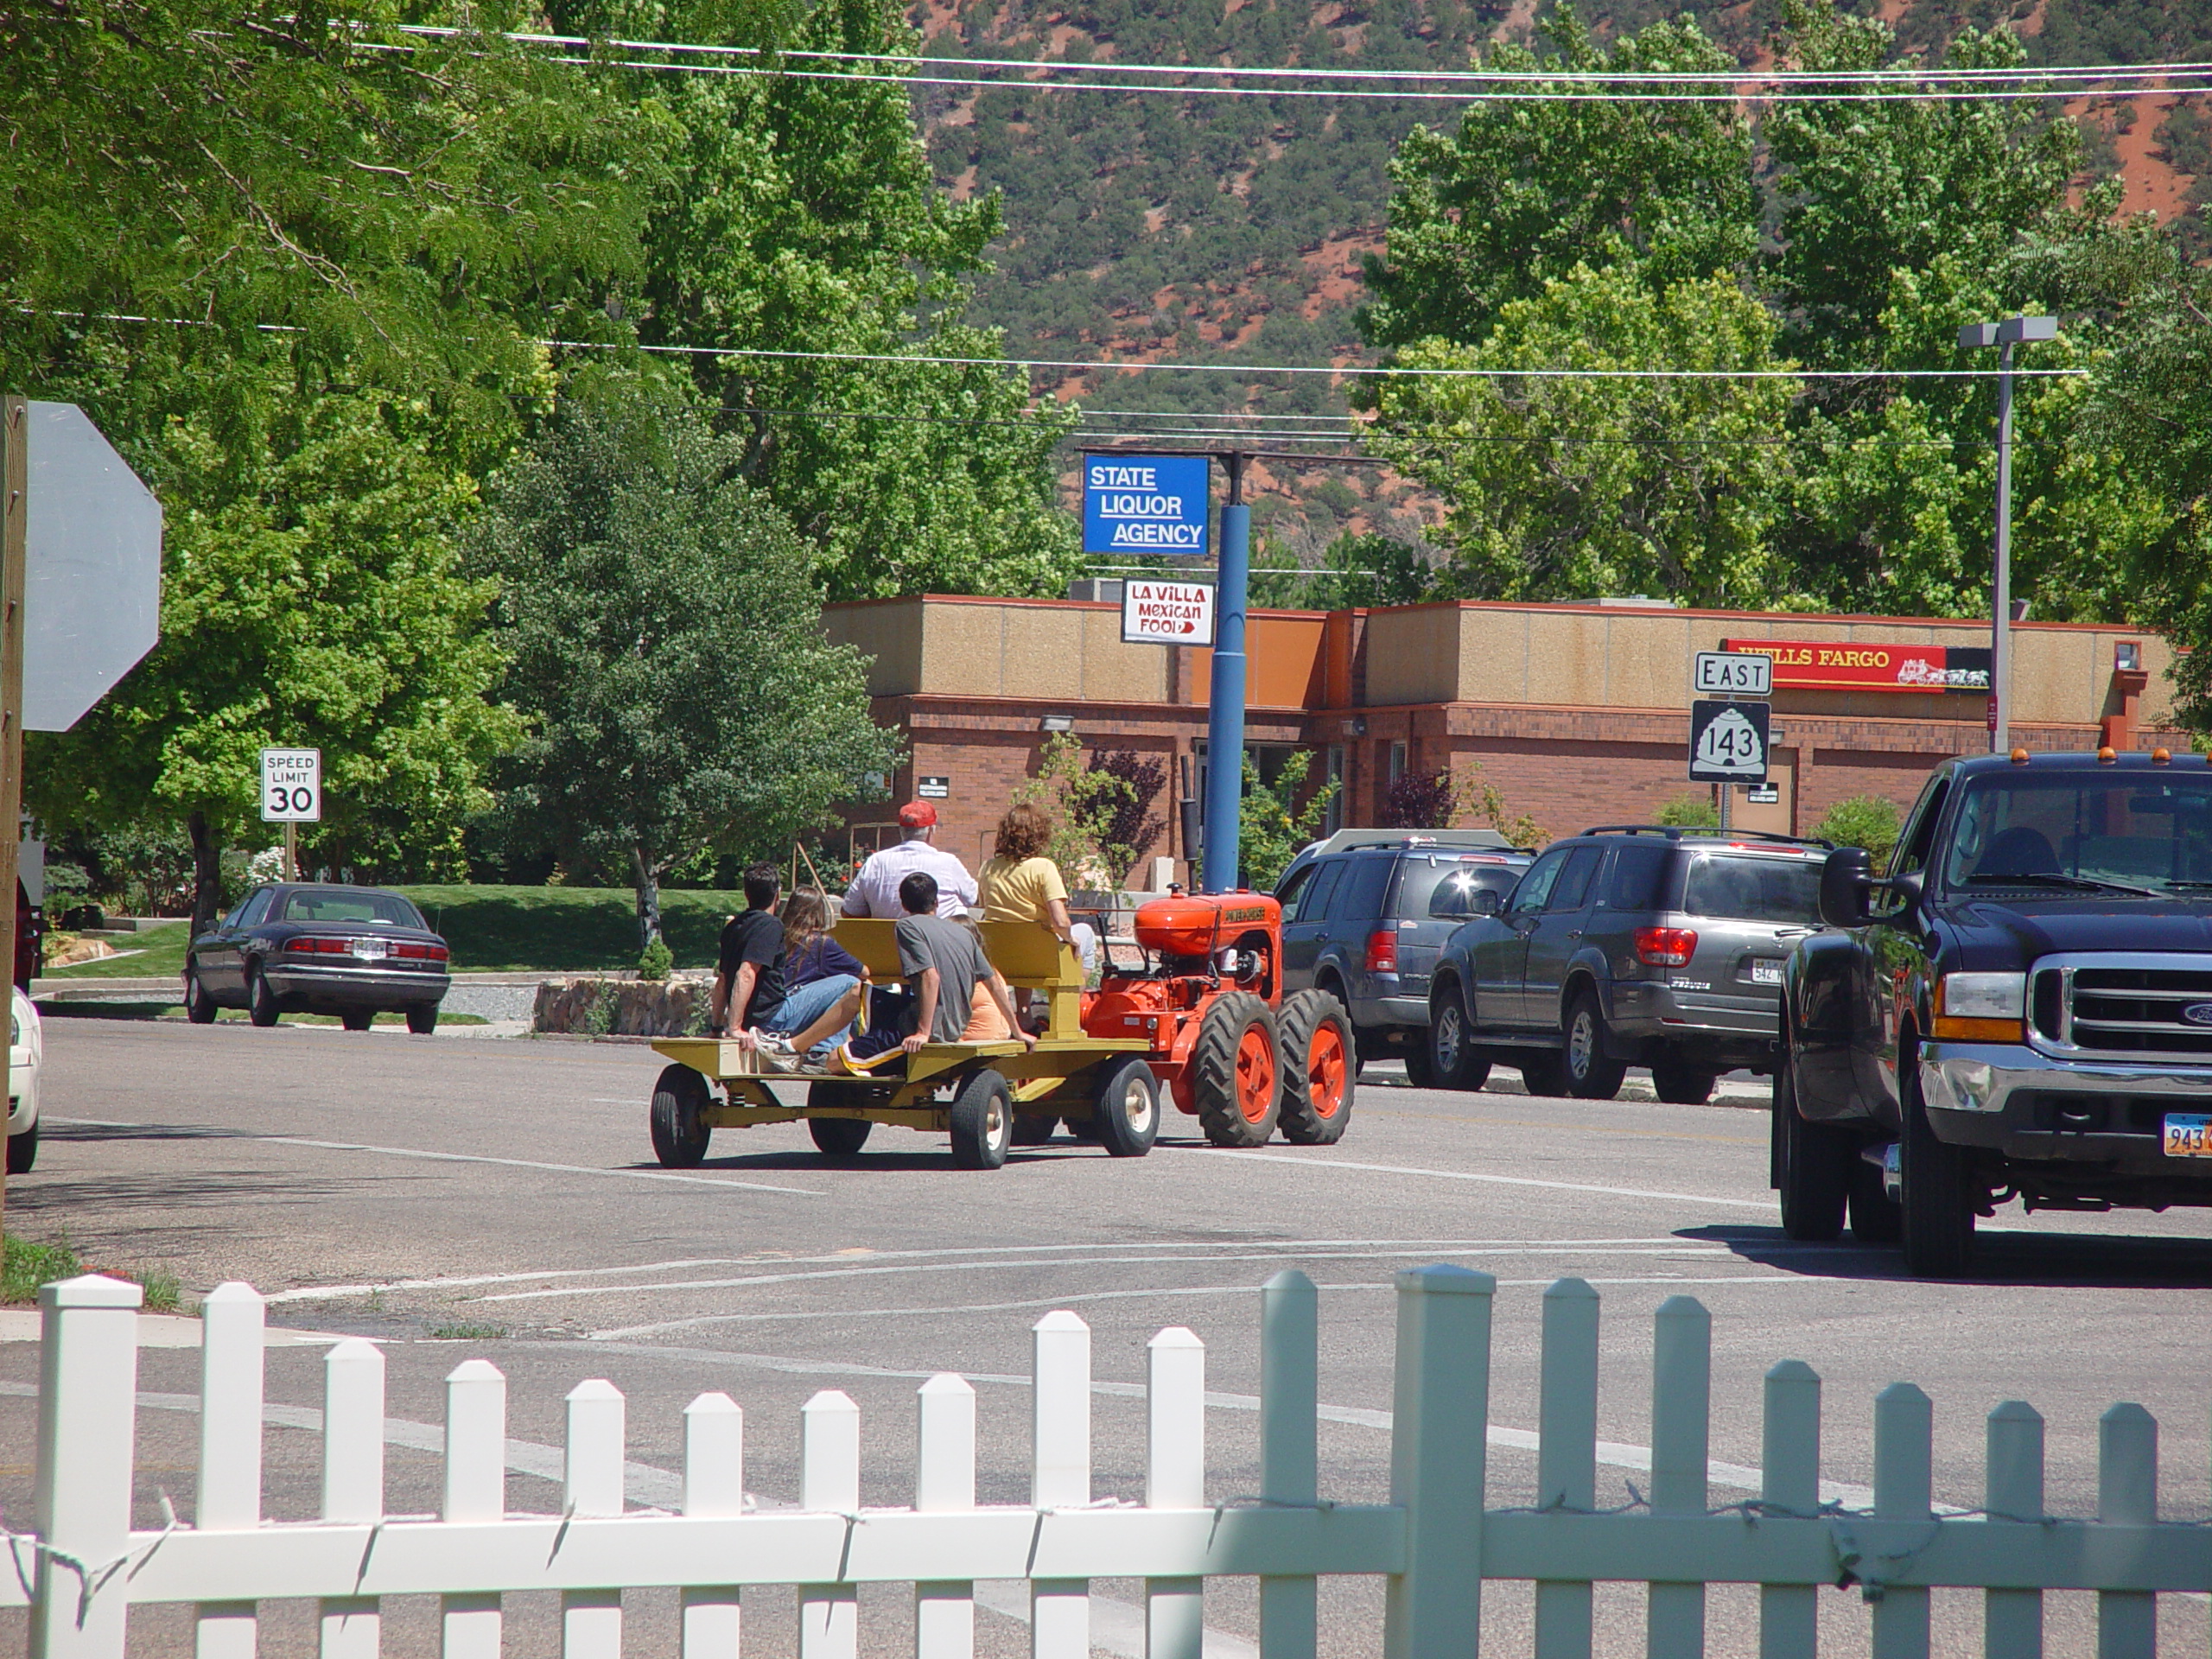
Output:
[1081, 889, 1354, 1147]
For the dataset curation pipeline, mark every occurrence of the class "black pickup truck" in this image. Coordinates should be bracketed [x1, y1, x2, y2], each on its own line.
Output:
[1777, 748, 2212, 1275]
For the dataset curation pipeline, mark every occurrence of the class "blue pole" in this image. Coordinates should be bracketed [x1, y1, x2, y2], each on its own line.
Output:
[1204, 466, 1249, 893]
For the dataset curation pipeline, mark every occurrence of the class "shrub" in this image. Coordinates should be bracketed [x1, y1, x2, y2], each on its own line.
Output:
[637, 937, 673, 982]
[1657, 792, 1720, 829]
[1084, 748, 1167, 886]
[1813, 796, 1903, 868]
[1382, 770, 1454, 829]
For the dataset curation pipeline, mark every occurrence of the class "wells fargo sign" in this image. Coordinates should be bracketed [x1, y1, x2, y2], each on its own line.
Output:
[1719, 639, 1992, 694]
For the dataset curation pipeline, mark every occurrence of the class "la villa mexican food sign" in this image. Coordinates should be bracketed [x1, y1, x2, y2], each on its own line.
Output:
[1719, 638, 1992, 694]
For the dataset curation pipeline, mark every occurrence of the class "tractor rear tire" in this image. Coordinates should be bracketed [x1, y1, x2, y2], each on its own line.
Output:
[1276, 990, 1354, 1146]
[1192, 991, 1281, 1148]
[1091, 1058, 1160, 1158]
[949, 1070, 1014, 1169]
[649, 1065, 713, 1167]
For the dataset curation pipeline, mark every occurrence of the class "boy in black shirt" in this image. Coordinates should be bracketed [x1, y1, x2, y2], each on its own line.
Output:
[712, 865, 785, 1036]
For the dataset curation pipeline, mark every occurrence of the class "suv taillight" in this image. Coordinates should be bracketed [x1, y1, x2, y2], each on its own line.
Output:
[1634, 927, 1699, 967]
[1365, 930, 1398, 973]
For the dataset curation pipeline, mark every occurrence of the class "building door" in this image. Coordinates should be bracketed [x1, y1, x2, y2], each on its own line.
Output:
[1734, 749, 1797, 837]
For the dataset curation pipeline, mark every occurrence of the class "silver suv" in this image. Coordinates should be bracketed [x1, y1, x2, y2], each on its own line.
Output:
[1275, 836, 1533, 1081]
[1425, 826, 1828, 1102]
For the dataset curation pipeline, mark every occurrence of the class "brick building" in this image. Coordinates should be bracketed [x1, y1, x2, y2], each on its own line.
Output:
[823, 594, 2181, 882]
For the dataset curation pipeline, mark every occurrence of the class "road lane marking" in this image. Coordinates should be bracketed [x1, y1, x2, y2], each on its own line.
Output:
[259, 1237, 1751, 1304]
[48, 1116, 824, 1198]
[586, 1275, 1796, 1338]
[478, 1245, 1756, 1305]
[1173, 1146, 1777, 1209]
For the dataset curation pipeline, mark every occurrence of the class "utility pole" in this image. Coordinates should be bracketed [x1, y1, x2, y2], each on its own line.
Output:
[1959, 316, 2057, 753]
[0, 398, 24, 1240]
[1202, 453, 1250, 893]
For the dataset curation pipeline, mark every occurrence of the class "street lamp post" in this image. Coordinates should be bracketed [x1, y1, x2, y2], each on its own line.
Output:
[1958, 315, 2057, 753]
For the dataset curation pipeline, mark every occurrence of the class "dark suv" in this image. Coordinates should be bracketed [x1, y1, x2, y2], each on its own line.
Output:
[1780, 749, 2212, 1276]
[1427, 826, 1829, 1102]
[1274, 838, 1533, 1080]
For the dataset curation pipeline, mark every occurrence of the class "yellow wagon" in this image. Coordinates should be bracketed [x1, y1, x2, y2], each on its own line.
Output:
[643, 919, 1155, 1169]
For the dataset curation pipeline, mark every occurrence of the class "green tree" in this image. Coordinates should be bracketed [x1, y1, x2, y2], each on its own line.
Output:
[469, 378, 900, 947]
[1812, 796, 1903, 867]
[1358, 9, 1756, 353]
[26, 392, 524, 931]
[1360, 265, 1796, 606]
[1239, 752, 1338, 891]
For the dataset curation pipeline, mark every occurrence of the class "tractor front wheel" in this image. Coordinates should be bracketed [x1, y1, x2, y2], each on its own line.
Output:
[1192, 991, 1281, 1148]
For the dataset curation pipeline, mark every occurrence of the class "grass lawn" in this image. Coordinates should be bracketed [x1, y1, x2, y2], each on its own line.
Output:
[36, 885, 741, 979]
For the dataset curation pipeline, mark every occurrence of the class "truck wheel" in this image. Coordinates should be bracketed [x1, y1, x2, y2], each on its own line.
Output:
[1562, 988, 1628, 1100]
[1428, 986, 1491, 1092]
[1773, 1052, 1848, 1241]
[1402, 1034, 1434, 1089]
[1899, 1064, 1974, 1277]
[808, 1116, 872, 1157]
[341, 1009, 374, 1032]
[1649, 1057, 1718, 1105]
[1091, 1058, 1160, 1158]
[1193, 991, 1281, 1147]
[1276, 990, 1353, 1146]
[5, 1119, 35, 1174]
[1848, 1156, 1903, 1243]
[183, 964, 218, 1025]
[949, 1070, 1013, 1169]
[1011, 1114, 1058, 1146]
[649, 1065, 712, 1167]
[247, 965, 280, 1028]
[405, 1003, 438, 1035]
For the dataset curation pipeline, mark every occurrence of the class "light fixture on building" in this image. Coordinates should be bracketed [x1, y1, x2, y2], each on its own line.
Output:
[2116, 641, 2143, 673]
[1342, 717, 1366, 736]
[1040, 714, 1076, 733]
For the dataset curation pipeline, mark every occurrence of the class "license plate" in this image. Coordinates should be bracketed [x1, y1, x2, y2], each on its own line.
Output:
[351, 938, 390, 961]
[2164, 1114, 2212, 1157]
[1750, 959, 1783, 986]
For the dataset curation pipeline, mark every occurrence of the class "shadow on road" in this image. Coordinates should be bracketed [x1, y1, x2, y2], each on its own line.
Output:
[1681, 1222, 2212, 1287]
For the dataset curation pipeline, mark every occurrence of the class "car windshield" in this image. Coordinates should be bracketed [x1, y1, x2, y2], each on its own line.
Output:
[277, 888, 425, 928]
[1939, 772, 2212, 893]
[1400, 857, 1523, 918]
[1681, 854, 1822, 924]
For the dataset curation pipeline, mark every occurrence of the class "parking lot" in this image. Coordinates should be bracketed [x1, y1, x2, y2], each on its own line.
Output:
[6, 1016, 2211, 1656]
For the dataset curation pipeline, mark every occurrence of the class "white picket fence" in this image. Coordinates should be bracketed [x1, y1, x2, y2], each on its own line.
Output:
[6, 1266, 2209, 1658]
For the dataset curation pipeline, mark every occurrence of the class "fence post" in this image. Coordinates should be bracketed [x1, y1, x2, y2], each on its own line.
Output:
[1147, 1327, 1206, 1659]
[2096, 1403, 2157, 1659]
[562, 1381, 626, 1659]
[1758, 1361, 1820, 1659]
[1534, 1278, 1599, 1659]
[1648, 1296, 1710, 1659]
[1260, 1268, 1319, 1659]
[681, 1394, 745, 1659]
[1382, 1265, 1494, 1659]
[1032, 1309, 1091, 1659]
[914, 1374, 976, 1659]
[799, 1391, 861, 1659]
[319, 1339, 385, 1659]
[442, 1359, 508, 1659]
[1871, 1382, 1931, 1659]
[1983, 1401, 2042, 1659]
[195, 1282, 266, 1659]
[30, 1273, 143, 1659]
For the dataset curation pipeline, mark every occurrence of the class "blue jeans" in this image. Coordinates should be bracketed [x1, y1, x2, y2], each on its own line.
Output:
[755, 974, 859, 1054]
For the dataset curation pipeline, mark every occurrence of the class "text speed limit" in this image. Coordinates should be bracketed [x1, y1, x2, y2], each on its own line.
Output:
[261, 747, 321, 823]
[1688, 699, 1769, 785]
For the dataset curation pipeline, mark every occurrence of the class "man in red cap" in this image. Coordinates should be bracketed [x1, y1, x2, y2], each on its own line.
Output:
[841, 798, 978, 919]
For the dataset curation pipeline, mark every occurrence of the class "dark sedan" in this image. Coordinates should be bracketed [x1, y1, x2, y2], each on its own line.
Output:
[183, 884, 452, 1032]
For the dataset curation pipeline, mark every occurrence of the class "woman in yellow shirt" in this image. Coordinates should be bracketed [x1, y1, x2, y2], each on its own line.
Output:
[977, 802, 1077, 947]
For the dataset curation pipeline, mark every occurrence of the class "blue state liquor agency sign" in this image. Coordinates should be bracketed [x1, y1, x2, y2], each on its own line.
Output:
[1083, 454, 1211, 556]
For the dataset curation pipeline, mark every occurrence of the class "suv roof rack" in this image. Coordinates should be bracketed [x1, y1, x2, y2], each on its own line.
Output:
[1578, 824, 1835, 850]
[1300, 826, 1518, 857]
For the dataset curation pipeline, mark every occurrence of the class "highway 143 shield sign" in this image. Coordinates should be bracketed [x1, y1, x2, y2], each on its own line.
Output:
[1122, 580, 1216, 646]
[1688, 699, 1769, 785]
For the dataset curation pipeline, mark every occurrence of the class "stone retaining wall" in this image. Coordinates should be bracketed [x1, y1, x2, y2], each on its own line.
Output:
[533, 972, 714, 1037]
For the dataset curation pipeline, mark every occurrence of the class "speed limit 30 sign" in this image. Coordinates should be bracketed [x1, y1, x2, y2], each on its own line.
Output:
[261, 747, 321, 822]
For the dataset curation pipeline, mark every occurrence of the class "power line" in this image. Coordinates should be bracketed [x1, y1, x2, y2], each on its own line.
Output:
[563, 339, 2087, 378]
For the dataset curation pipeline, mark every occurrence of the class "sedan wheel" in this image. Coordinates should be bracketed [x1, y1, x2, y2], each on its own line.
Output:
[183, 964, 218, 1026]
[247, 965, 280, 1028]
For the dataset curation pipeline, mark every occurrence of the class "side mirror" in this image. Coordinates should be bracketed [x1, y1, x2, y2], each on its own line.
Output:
[1471, 889, 1503, 918]
[1819, 847, 1873, 927]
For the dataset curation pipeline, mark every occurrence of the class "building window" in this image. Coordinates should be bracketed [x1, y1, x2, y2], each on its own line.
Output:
[1324, 745, 1345, 835]
[1389, 741, 1408, 784]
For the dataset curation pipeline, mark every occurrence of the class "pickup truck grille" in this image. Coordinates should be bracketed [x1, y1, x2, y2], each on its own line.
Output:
[2031, 956, 2212, 1060]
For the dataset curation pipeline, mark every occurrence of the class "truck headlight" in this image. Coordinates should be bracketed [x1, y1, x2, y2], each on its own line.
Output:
[1934, 972, 2025, 1041]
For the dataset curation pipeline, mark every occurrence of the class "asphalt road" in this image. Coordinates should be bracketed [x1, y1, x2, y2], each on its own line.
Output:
[6, 1017, 2212, 1656]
